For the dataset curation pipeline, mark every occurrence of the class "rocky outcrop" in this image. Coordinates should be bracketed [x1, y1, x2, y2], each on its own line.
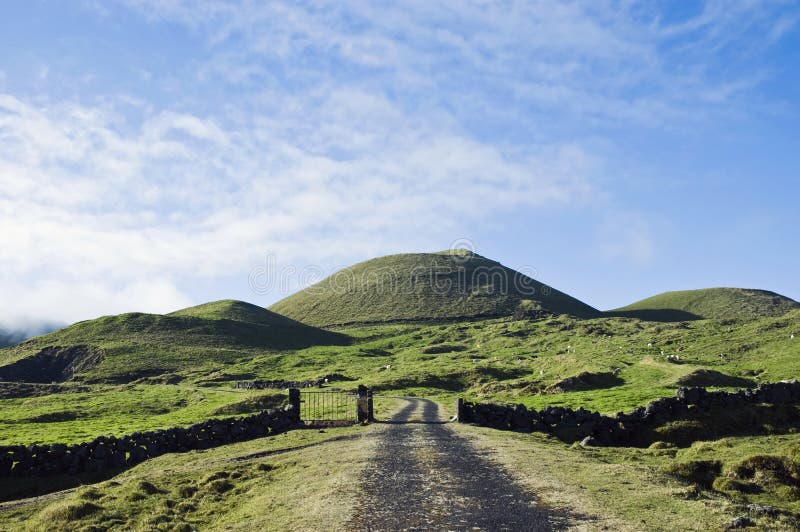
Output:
[0, 404, 299, 478]
[458, 381, 800, 446]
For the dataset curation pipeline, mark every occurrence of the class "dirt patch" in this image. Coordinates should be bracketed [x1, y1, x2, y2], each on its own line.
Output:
[545, 371, 623, 393]
[0, 346, 104, 383]
[675, 369, 755, 388]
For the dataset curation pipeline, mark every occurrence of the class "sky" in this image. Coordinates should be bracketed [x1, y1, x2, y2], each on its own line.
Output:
[1, 0, 799, 329]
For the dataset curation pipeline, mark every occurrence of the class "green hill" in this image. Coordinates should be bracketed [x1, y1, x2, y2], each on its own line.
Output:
[169, 300, 307, 326]
[269, 250, 600, 327]
[0, 301, 349, 383]
[609, 287, 799, 321]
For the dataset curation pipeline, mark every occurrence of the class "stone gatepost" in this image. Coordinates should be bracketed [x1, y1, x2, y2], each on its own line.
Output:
[288, 388, 301, 423]
[356, 385, 374, 423]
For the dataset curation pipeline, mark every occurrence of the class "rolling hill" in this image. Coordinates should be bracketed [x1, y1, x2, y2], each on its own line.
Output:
[269, 250, 600, 327]
[609, 287, 799, 321]
[0, 300, 349, 383]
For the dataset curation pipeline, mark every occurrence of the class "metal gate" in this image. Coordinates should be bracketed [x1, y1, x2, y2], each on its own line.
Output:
[299, 390, 358, 423]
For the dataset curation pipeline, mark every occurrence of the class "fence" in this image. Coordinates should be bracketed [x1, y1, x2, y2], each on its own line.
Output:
[291, 387, 373, 424]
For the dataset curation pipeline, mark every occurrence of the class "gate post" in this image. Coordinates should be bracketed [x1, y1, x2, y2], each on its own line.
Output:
[455, 398, 464, 422]
[288, 388, 301, 423]
[356, 385, 372, 423]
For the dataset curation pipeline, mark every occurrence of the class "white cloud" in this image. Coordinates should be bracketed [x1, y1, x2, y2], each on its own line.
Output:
[1, 0, 796, 325]
[0, 90, 597, 324]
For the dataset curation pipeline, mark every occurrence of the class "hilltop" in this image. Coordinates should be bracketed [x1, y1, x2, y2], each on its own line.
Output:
[0, 300, 349, 384]
[269, 250, 600, 327]
[610, 287, 799, 321]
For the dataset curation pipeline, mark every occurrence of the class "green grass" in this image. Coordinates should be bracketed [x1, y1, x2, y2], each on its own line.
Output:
[0, 305, 349, 383]
[0, 386, 284, 445]
[610, 287, 799, 321]
[268, 250, 600, 326]
[2, 307, 799, 415]
[0, 424, 369, 531]
[1, 292, 800, 520]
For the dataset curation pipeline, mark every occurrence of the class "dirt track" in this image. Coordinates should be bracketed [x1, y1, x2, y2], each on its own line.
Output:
[348, 398, 575, 531]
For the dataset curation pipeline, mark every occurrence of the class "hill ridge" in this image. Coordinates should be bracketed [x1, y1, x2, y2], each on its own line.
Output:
[610, 287, 799, 321]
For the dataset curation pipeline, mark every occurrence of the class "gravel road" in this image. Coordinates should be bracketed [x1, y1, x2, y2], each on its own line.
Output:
[348, 398, 572, 531]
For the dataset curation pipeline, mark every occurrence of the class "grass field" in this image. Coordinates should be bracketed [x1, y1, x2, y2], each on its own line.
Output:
[0, 385, 285, 446]
[0, 308, 798, 440]
[1, 280, 799, 524]
[3, 400, 798, 530]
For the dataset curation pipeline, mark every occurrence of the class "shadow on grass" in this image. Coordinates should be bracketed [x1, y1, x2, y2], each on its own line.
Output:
[604, 309, 702, 322]
[0, 468, 126, 503]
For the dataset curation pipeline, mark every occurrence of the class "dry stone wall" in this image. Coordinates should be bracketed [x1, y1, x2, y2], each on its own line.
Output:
[0, 404, 298, 478]
[458, 381, 800, 446]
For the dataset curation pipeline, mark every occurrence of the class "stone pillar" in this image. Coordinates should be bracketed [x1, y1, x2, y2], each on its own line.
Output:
[288, 388, 301, 423]
[356, 385, 371, 423]
[455, 398, 464, 422]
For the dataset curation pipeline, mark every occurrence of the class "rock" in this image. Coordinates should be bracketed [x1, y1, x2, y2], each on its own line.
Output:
[728, 516, 755, 529]
[747, 503, 778, 518]
[579, 436, 597, 447]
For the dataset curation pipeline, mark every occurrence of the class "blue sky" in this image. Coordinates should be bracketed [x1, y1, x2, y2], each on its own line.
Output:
[1, 0, 798, 326]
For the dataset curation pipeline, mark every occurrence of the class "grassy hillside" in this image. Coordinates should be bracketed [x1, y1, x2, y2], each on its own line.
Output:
[0, 301, 349, 384]
[610, 287, 799, 321]
[269, 250, 600, 327]
[169, 300, 300, 326]
[1, 306, 799, 522]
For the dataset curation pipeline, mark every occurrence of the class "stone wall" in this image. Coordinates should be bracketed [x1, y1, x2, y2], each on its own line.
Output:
[0, 404, 299, 478]
[234, 379, 331, 390]
[457, 381, 800, 446]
